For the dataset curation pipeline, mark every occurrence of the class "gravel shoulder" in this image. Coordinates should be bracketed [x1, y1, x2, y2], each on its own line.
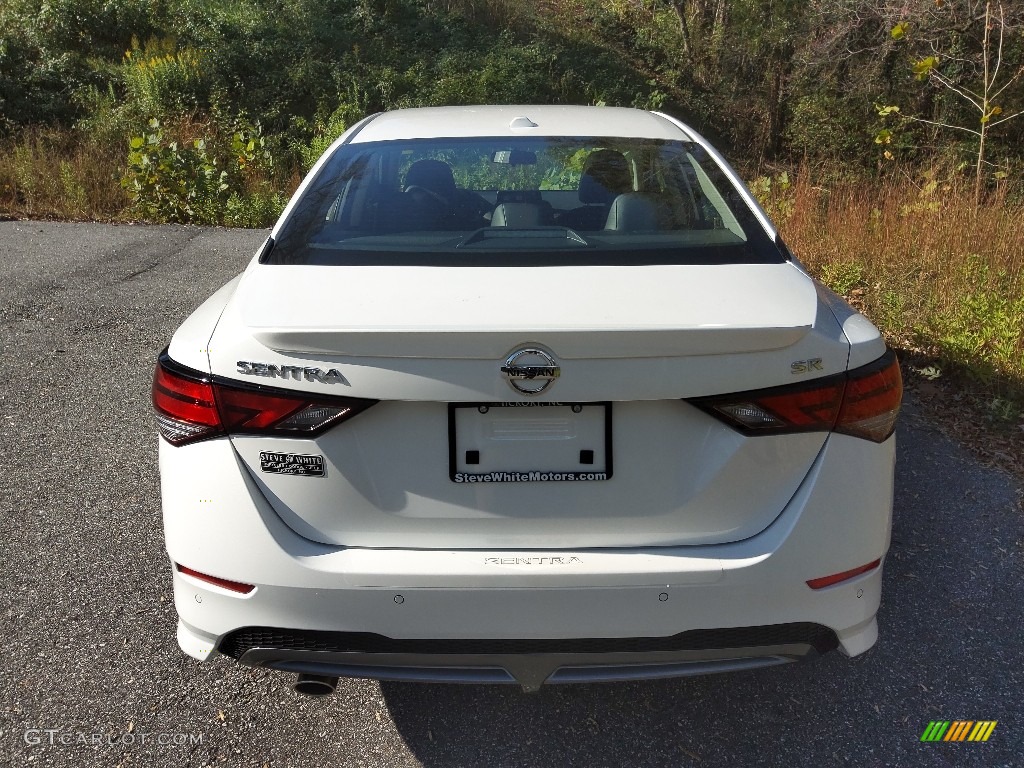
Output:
[1, 221, 1021, 767]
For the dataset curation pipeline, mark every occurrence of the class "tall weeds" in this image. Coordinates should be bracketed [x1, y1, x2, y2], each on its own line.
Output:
[758, 170, 1024, 393]
[424, 0, 527, 27]
[0, 129, 127, 220]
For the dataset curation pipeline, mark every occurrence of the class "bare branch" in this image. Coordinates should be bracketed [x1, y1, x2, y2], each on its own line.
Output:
[990, 64, 1024, 101]
[901, 114, 983, 136]
[982, 0, 991, 102]
[989, 2, 1004, 89]
[930, 70, 985, 111]
[988, 108, 1024, 127]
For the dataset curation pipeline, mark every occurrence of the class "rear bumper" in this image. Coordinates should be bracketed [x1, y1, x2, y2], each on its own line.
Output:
[205, 622, 838, 691]
[163, 431, 894, 687]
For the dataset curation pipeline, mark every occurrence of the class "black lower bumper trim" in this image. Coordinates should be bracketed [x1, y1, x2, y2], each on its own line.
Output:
[219, 622, 839, 660]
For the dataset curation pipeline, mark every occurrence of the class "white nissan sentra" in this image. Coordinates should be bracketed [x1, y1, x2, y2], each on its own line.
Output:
[154, 105, 902, 694]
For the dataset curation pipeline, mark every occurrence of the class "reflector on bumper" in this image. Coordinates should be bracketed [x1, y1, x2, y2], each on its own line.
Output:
[806, 559, 881, 589]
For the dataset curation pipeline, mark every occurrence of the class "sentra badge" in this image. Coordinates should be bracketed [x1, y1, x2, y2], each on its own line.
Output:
[237, 361, 348, 384]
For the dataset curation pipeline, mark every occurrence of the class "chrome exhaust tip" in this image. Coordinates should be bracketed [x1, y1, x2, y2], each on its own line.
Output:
[293, 673, 339, 697]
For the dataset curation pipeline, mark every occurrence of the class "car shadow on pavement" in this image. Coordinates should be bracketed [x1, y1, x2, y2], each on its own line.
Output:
[379, 394, 1024, 766]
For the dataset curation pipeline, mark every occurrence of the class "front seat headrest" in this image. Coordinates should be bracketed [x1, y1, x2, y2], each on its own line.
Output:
[578, 150, 632, 205]
[405, 159, 457, 199]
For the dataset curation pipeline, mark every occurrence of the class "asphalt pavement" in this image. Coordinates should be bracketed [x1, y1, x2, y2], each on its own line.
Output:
[1, 221, 1021, 767]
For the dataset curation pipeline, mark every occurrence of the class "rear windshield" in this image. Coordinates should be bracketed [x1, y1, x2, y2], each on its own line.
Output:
[264, 137, 783, 266]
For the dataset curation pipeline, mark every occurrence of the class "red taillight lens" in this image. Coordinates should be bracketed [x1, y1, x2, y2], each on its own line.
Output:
[806, 559, 881, 589]
[692, 350, 901, 442]
[706, 379, 845, 433]
[692, 375, 846, 435]
[153, 361, 222, 445]
[153, 352, 377, 445]
[215, 386, 307, 430]
[835, 352, 902, 442]
[214, 385, 373, 434]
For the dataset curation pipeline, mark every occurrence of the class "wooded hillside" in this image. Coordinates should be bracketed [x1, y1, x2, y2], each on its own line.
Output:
[3, 0, 1022, 175]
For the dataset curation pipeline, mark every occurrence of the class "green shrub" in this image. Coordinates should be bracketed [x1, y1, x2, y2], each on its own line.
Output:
[123, 119, 227, 224]
[749, 171, 794, 222]
[818, 260, 866, 296]
[934, 287, 1024, 380]
[122, 117, 283, 226]
[785, 94, 867, 161]
[121, 38, 211, 122]
[296, 104, 357, 172]
[224, 186, 287, 228]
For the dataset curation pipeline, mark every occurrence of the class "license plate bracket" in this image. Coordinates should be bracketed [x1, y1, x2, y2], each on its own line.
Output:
[448, 402, 612, 483]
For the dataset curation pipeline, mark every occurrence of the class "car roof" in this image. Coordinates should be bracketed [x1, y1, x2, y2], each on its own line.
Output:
[348, 105, 692, 143]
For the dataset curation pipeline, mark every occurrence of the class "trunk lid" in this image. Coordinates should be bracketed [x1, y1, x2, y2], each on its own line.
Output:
[206, 261, 848, 549]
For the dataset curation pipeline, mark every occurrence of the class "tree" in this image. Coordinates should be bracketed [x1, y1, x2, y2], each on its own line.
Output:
[880, 1, 1024, 205]
[662, 0, 729, 63]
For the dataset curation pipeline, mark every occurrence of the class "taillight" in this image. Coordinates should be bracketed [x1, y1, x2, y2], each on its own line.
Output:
[835, 352, 903, 442]
[153, 352, 377, 446]
[691, 350, 901, 442]
[153, 360, 222, 445]
[214, 385, 375, 434]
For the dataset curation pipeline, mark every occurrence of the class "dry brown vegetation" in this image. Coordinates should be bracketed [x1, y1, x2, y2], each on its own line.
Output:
[756, 169, 1024, 417]
[0, 129, 127, 220]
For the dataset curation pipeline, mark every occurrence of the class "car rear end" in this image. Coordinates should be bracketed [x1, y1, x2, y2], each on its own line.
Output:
[155, 106, 901, 692]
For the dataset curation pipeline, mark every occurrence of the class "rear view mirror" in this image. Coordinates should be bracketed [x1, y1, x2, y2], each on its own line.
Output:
[492, 150, 537, 166]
